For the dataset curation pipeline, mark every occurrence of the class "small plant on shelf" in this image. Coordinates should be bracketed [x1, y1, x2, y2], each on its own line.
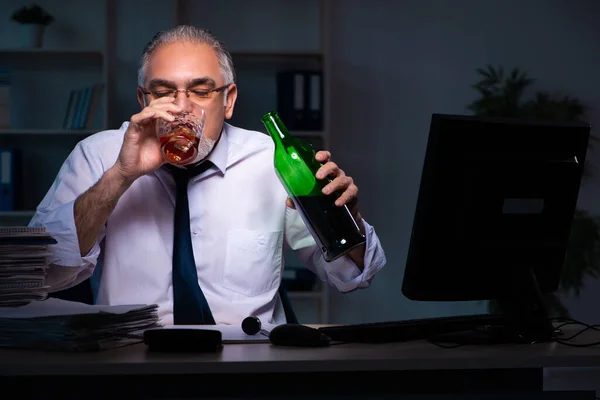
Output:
[10, 4, 54, 48]
[11, 4, 54, 26]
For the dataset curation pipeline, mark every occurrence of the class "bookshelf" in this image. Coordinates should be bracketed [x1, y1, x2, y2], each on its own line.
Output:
[0, 44, 106, 218]
[0, 0, 111, 222]
[0, 49, 107, 130]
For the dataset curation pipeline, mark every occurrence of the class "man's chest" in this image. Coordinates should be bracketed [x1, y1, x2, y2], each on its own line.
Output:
[108, 170, 289, 241]
[100, 171, 289, 299]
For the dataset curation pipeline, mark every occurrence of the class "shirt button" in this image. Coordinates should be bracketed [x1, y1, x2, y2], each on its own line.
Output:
[192, 227, 199, 235]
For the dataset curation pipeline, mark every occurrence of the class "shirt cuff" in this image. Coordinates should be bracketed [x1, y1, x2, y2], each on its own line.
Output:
[29, 199, 101, 268]
[315, 218, 387, 292]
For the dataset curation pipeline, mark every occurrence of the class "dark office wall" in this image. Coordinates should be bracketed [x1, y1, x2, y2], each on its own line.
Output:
[325, 0, 600, 324]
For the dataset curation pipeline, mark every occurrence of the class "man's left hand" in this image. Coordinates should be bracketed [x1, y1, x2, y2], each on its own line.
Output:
[285, 150, 366, 268]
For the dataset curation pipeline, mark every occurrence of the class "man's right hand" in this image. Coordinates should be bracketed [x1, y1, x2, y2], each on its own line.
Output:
[74, 97, 182, 256]
[113, 97, 182, 184]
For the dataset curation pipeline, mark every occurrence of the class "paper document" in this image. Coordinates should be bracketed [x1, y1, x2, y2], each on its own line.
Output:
[0, 226, 54, 307]
[0, 298, 160, 351]
[0, 297, 151, 318]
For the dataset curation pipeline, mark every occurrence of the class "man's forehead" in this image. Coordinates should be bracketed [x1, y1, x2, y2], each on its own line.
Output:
[149, 41, 218, 63]
[145, 42, 221, 84]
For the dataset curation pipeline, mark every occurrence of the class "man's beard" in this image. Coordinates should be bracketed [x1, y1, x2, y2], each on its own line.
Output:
[189, 134, 217, 164]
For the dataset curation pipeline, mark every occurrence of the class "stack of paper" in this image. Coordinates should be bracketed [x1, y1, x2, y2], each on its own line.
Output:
[0, 297, 160, 351]
[0, 226, 56, 307]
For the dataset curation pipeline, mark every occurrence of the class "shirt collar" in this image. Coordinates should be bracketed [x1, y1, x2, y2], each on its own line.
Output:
[205, 123, 228, 175]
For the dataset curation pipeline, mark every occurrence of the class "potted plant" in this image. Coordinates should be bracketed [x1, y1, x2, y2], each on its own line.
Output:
[11, 4, 55, 48]
[467, 65, 600, 318]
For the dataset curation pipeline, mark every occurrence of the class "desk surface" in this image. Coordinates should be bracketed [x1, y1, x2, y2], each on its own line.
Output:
[1, 327, 600, 376]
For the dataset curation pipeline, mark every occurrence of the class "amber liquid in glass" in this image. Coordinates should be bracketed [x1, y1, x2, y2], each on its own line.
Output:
[160, 126, 199, 165]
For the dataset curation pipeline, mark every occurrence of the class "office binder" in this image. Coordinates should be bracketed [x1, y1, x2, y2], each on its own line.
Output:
[0, 69, 9, 129]
[276, 70, 323, 131]
[276, 71, 305, 130]
[306, 71, 323, 131]
[0, 148, 21, 212]
[1, 149, 12, 211]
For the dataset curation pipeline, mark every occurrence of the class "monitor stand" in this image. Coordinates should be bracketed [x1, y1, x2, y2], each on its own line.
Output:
[430, 267, 556, 346]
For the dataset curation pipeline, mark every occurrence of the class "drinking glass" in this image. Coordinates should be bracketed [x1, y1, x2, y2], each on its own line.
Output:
[157, 109, 206, 166]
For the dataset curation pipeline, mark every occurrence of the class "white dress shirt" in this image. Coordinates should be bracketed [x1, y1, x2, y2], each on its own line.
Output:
[29, 122, 387, 325]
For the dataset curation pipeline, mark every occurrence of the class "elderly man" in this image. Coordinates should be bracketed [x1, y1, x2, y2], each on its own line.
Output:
[29, 25, 386, 325]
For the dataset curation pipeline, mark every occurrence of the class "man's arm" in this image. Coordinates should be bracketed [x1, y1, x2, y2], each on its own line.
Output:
[346, 212, 366, 271]
[285, 207, 386, 293]
[27, 140, 110, 292]
[28, 97, 181, 293]
[74, 166, 132, 256]
[75, 96, 184, 256]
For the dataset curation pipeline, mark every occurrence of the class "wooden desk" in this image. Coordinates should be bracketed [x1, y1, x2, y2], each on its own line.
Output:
[0, 328, 599, 399]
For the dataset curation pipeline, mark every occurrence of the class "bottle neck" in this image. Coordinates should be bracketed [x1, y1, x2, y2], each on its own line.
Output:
[262, 112, 291, 149]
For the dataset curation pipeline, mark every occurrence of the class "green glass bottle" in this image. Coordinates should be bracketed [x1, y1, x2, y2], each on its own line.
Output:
[261, 111, 366, 262]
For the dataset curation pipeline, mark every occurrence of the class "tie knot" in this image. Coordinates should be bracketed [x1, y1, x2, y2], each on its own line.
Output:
[165, 161, 214, 185]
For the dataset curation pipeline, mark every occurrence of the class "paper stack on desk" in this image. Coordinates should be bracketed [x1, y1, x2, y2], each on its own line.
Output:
[0, 226, 57, 307]
[0, 297, 161, 351]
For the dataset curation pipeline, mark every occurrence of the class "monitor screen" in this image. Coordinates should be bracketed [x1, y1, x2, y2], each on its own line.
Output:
[402, 113, 591, 304]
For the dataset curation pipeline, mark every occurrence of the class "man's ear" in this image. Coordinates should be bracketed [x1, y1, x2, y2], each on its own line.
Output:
[224, 84, 238, 120]
[137, 87, 147, 108]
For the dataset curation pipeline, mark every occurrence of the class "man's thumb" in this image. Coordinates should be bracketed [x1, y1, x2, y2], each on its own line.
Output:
[285, 198, 296, 209]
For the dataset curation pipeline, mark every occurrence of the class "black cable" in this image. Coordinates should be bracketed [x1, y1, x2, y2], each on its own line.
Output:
[558, 324, 600, 341]
[426, 318, 600, 348]
[550, 318, 600, 346]
[551, 316, 600, 334]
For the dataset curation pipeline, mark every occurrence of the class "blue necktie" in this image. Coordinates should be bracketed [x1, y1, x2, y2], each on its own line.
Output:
[167, 161, 216, 325]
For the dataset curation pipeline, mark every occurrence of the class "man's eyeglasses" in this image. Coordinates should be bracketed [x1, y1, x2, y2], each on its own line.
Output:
[141, 84, 231, 102]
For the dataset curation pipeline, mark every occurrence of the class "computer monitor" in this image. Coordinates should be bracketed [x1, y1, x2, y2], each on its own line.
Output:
[401, 113, 591, 343]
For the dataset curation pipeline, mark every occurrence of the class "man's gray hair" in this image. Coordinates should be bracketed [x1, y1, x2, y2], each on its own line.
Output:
[137, 25, 235, 88]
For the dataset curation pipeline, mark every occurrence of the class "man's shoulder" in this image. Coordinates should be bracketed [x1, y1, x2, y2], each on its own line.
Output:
[224, 122, 272, 149]
[78, 122, 127, 153]
[68, 123, 128, 169]
[223, 122, 274, 166]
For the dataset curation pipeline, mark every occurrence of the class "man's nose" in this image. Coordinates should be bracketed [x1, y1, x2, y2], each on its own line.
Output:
[173, 91, 194, 112]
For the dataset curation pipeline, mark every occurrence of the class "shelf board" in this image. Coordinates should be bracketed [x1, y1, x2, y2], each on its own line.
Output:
[0, 211, 35, 218]
[0, 129, 97, 136]
[0, 49, 103, 69]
